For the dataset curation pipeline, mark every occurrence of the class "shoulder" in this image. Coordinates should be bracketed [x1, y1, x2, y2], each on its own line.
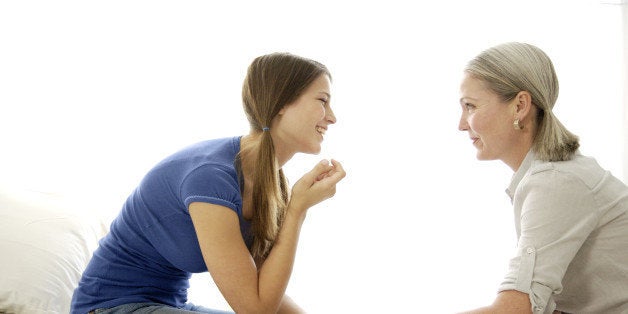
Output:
[515, 154, 606, 220]
[177, 138, 243, 212]
[140, 137, 243, 211]
[169, 136, 241, 161]
[148, 136, 241, 177]
[523, 153, 605, 191]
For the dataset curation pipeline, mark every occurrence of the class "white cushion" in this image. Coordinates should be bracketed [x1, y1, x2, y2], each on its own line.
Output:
[0, 187, 108, 314]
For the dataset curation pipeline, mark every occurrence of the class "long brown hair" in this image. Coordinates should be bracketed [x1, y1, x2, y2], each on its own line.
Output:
[241, 52, 330, 260]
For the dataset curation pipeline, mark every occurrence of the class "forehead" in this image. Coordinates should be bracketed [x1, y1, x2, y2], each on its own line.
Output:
[459, 74, 496, 101]
[306, 74, 331, 94]
[460, 74, 485, 92]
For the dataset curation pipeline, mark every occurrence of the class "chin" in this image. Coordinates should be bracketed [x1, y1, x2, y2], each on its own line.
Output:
[475, 151, 490, 161]
[302, 144, 322, 155]
[476, 152, 498, 161]
[306, 147, 322, 155]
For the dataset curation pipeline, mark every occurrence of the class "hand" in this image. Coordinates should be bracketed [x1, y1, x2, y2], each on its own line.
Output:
[289, 159, 346, 213]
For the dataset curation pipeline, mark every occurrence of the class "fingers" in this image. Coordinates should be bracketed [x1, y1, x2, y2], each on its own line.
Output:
[315, 159, 346, 183]
[306, 159, 334, 183]
[328, 159, 346, 181]
[315, 172, 329, 181]
[291, 159, 346, 210]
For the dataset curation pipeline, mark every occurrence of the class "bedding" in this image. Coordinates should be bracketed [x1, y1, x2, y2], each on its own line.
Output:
[0, 186, 108, 314]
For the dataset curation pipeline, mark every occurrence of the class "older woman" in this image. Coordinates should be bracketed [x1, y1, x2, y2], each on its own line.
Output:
[457, 42, 628, 314]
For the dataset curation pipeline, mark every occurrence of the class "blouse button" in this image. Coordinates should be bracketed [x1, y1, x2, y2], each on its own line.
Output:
[526, 247, 535, 254]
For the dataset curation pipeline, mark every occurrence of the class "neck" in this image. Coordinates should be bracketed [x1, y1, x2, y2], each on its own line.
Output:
[505, 132, 535, 172]
[241, 130, 294, 167]
[272, 142, 295, 168]
[505, 148, 530, 172]
[239, 133, 293, 179]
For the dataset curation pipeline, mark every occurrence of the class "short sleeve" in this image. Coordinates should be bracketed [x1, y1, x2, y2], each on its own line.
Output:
[499, 169, 600, 313]
[180, 163, 242, 214]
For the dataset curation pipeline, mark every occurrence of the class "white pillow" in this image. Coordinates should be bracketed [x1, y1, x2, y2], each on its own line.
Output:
[0, 187, 108, 314]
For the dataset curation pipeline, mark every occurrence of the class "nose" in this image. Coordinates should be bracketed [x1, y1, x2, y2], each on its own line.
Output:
[458, 112, 468, 131]
[326, 106, 337, 125]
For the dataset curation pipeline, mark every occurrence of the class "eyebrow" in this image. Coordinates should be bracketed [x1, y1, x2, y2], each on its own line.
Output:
[319, 91, 331, 99]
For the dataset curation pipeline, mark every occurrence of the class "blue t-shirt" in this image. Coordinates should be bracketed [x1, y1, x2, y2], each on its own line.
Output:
[71, 136, 252, 313]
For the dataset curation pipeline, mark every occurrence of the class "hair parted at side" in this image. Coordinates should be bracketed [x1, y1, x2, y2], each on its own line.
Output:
[465, 42, 579, 162]
[241, 52, 330, 260]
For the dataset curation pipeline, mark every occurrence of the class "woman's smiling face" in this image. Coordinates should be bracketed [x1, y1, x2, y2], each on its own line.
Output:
[458, 73, 519, 163]
[271, 74, 336, 159]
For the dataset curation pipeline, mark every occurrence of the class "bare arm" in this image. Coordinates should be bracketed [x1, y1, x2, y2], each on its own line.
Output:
[277, 294, 306, 314]
[458, 290, 532, 314]
[190, 160, 345, 314]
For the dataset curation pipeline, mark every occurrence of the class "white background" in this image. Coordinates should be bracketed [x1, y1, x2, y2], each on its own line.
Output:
[0, 1, 624, 313]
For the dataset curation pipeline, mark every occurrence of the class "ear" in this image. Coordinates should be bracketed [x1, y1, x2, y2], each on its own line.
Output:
[277, 106, 287, 116]
[513, 91, 534, 120]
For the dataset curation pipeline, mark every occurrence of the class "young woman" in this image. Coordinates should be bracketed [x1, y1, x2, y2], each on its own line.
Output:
[71, 52, 346, 314]
[457, 42, 628, 313]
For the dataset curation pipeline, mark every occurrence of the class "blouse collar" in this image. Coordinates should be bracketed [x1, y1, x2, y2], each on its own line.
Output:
[505, 149, 536, 200]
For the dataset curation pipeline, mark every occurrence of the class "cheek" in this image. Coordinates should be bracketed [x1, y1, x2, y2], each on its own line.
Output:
[467, 114, 483, 132]
[317, 106, 326, 120]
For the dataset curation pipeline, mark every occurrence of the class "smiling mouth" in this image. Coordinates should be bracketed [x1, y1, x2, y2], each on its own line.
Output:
[316, 126, 326, 136]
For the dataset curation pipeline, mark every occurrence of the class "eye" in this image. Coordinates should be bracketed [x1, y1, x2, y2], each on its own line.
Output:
[464, 103, 475, 111]
[318, 98, 328, 105]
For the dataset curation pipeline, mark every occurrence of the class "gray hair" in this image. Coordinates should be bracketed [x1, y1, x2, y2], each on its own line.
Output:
[465, 42, 579, 161]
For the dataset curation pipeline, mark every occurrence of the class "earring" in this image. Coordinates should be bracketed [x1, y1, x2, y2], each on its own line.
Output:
[513, 119, 523, 130]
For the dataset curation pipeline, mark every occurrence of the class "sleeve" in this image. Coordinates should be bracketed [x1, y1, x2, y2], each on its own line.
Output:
[499, 169, 600, 313]
[180, 163, 242, 214]
[138, 163, 243, 273]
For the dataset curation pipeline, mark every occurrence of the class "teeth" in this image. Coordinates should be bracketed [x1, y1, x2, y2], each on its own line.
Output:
[316, 126, 325, 135]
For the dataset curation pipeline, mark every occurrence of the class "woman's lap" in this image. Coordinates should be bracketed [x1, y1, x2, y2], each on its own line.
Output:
[92, 302, 234, 314]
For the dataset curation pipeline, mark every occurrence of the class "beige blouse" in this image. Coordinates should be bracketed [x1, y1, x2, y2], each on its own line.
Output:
[500, 151, 628, 314]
